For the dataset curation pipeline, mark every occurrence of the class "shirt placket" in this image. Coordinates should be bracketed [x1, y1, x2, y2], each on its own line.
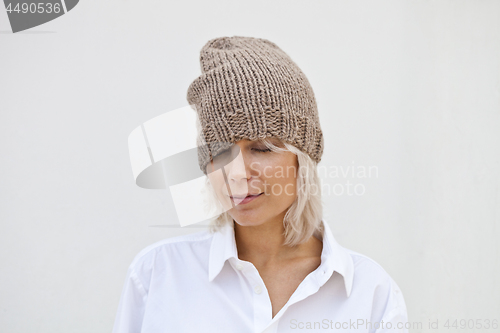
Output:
[232, 257, 332, 333]
[232, 258, 273, 333]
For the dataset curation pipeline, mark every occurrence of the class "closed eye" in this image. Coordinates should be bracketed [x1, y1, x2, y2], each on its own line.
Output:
[252, 148, 271, 152]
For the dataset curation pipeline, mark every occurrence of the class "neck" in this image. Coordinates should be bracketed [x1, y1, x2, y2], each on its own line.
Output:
[233, 214, 322, 267]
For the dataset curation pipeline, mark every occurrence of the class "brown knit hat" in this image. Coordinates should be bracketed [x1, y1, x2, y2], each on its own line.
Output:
[186, 36, 324, 174]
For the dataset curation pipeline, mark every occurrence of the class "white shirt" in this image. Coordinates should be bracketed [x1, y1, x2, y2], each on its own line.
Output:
[112, 221, 409, 333]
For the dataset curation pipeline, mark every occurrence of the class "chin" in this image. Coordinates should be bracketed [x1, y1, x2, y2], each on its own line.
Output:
[230, 213, 266, 228]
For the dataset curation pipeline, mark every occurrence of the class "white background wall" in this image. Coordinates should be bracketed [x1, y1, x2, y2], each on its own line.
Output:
[1, 1, 499, 332]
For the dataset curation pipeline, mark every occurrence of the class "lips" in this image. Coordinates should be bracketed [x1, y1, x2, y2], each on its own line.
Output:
[230, 193, 263, 199]
[230, 192, 264, 205]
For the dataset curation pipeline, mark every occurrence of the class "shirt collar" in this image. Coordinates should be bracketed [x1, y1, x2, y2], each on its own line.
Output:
[208, 221, 239, 282]
[320, 220, 354, 297]
[208, 220, 354, 298]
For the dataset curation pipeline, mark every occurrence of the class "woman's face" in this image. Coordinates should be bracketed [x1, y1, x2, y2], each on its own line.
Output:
[206, 138, 298, 228]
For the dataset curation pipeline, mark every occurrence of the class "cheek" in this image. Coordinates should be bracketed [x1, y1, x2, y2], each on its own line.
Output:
[207, 173, 234, 211]
[208, 170, 222, 183]
[281, 176, 297, 199]
[264, 169, 297, 198]
[207, 172, 226, 197]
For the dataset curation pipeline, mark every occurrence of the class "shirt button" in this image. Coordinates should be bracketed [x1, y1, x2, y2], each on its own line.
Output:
[254, 285, 262, 294]
[235, 263, 243, 270]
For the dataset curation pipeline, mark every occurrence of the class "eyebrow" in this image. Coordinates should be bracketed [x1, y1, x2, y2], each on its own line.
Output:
[266, 138, 285, 146]
[256, 137, 279, 144]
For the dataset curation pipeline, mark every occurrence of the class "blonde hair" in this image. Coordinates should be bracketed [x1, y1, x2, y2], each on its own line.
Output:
[201, 138, 324, 247]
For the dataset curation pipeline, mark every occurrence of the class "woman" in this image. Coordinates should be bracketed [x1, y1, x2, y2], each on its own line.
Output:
[113, 36, 409, 333]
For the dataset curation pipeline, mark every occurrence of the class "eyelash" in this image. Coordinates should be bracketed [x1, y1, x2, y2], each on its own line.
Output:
[253, 148, 271, 152]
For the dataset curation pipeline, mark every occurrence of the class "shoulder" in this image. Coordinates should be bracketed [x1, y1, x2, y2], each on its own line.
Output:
[131, 229, 213, 264]
[127, 229, 215, 284]
[347, 248, 393, 281]
[345, 248, 407, 310]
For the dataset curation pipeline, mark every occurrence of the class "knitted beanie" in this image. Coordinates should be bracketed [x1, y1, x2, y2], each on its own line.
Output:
[186, 36, 324, 174]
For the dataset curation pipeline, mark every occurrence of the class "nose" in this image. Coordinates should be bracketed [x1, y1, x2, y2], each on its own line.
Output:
[226, 147, 250, 182]
[224, 148, 251, 198]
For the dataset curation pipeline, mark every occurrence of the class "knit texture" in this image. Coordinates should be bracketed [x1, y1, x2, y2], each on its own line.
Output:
[186, 36, 324, 174]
